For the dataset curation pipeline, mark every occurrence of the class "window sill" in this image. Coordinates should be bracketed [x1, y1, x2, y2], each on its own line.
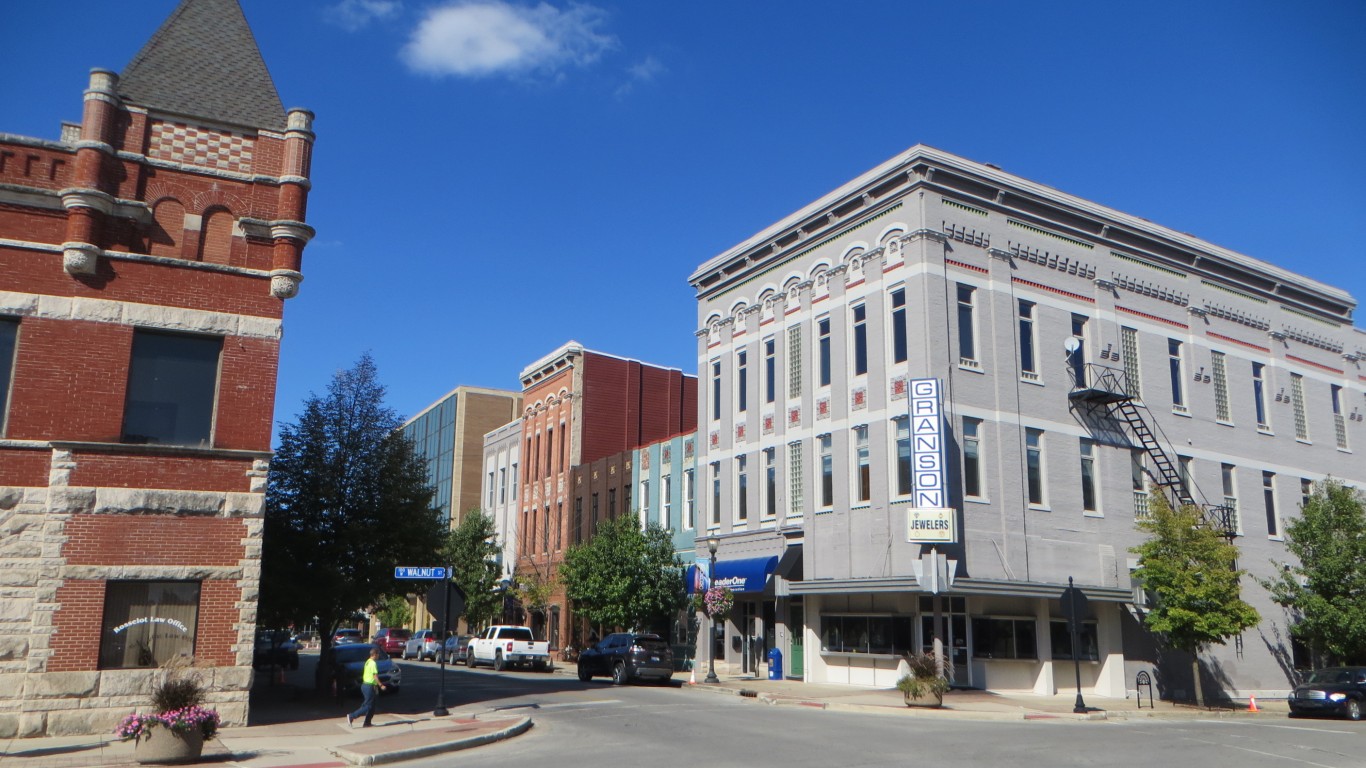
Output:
[1296, 438, 1312, 446]
[958, 359, 984, 373]
[971, 656, 1040, 663]
[1083, 510, 1104, 518]
[1020, 374, 1044, 386]
[815, 508, 835, 515]
[820, 651, 904, 660]
[49, 440, 271, 460]
[965, 496, 991, 505]
[1257, 427, 1274, 436]
[1028, 505, 1051, 513]
[851, 504, 872, 511]
[1337, 447, 1353, 454]
[1171, 406, 1191, 417]
[1216, 420, 1235, 428]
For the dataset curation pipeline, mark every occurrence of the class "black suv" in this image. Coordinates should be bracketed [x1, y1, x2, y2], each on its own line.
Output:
[1288, 667, 1366, 720]
[577, 633, 673, 685]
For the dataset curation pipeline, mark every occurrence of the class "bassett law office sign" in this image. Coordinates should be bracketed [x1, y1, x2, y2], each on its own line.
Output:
[907, 378, 957, 544]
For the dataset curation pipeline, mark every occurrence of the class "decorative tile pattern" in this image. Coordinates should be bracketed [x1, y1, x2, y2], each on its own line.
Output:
[852, 387, 867, 410]
[763, 415, 774, 435]
[891, 376, 908, 401]
[736, 424, 746, 440]
[788, 407, 801, 425]
[148, 120, 254, 172]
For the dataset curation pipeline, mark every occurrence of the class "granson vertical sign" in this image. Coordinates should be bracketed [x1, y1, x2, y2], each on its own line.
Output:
[907, 378, 956, 543]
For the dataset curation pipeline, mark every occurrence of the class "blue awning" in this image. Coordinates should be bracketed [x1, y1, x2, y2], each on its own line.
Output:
[686, 556, 779, 595]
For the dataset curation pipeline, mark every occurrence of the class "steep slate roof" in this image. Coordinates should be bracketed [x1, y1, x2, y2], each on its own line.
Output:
[118, 0, 286, 131]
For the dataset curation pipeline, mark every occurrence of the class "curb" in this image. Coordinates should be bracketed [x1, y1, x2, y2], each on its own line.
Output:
[330, 715, 533, 766]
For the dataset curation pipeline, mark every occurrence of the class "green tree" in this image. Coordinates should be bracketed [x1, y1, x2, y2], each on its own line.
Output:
[443, 509, 503, 631]
[560, 516, 685, 634]
[259, 353, 445, 690]
[1131, 490, 1259, 707]
[1262, 481, 1366, 665]
[376, 594, 412, 629]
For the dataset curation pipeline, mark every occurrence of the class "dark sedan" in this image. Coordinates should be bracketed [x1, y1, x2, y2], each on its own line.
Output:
[1288, 667, 1366, 720]
[441, 634, 473, 665]
[332, 643, 401, 695]
[577, 633, 674, 685]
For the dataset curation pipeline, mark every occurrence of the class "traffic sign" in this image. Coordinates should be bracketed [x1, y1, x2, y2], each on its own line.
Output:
[395, 566, 447, 580]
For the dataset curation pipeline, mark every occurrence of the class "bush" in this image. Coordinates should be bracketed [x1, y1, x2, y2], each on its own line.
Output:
[896, 652, 949, 702]
[151, 677, 206, 713]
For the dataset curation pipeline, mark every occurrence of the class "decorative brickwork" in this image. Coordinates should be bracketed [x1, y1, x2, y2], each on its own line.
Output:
[148, 121, 255, 172]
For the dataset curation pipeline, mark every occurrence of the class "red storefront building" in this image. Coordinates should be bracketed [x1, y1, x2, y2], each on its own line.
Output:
[0, 0, 313, 736]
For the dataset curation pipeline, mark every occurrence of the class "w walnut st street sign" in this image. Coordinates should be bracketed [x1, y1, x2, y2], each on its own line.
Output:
[395, 567, 447, 579]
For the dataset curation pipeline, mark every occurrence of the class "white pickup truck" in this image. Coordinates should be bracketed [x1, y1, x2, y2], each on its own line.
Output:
[468, 625, 551, 671]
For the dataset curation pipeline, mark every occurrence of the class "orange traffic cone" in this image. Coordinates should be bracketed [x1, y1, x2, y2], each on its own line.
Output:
[1248, 696, 1259, 713]
[689, 666, 697, 685]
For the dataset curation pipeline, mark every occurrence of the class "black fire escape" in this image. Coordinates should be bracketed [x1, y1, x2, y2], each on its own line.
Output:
[1068, 363, 1237, 540]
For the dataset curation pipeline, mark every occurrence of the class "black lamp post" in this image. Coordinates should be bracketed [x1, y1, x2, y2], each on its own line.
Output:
[434, 566, 452, 717]
[704, 538, 720, 684]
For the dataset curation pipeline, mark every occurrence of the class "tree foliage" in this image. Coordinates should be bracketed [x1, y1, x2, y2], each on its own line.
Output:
[560, 516, 685, 634]
[1262, 480, 1366, 665]
[443, 509, 503, 631]
[376, 594, 412, 630]
[259, 354, 445, 685]
[1131, 490, 1259, 706]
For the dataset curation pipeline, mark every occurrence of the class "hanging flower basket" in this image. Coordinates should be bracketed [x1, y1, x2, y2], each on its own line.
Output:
[702, 585, 734, 620]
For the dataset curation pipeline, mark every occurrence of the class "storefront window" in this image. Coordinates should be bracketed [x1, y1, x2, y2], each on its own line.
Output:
[99, 581, 201, 669]
[1049, 620, 1099, 661]
[970, 617, 1037, 660]
[820, 615, 914, 655]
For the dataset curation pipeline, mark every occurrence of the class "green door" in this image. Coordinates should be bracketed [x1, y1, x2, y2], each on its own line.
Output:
[788, 606, 804, 678]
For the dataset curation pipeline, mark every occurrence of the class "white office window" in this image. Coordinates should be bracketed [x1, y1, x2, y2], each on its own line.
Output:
[788, 442, 804, 516]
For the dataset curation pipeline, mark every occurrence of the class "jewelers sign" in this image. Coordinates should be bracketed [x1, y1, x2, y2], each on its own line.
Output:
[908, 378, 956, 543]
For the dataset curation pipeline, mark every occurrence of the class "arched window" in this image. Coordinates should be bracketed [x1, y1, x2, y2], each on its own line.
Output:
[149, 199, 185, 258]
[198, 207, 234, 264]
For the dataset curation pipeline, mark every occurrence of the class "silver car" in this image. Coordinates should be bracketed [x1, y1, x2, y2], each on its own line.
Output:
[403, 629, 440, 661]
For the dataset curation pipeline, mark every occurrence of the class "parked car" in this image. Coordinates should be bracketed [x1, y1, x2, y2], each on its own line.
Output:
[373, 628, 412, 656]
[577, 632, 674, 685]
[332, 628, 363, 645]
[441, 634, 473, 665]
[1288, 667, 1366, 720]
[332, 643, 401, 695]
[253, 629, 300, 669]
[403, 629, 441, 661]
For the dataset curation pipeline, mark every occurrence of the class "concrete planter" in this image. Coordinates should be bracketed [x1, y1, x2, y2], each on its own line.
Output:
[133, 726, 204, 764]
[903, 689, 944, 708]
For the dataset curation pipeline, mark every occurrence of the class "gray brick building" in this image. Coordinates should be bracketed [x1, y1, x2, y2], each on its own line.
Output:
[688, 145, 1365, 701]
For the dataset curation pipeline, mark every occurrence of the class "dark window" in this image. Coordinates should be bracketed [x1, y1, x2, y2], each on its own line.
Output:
[0, 317, 16, 435]
[895, 417, 912, 496]
[764, 339, 776, 403]
[711, 360, 721, 420]
[1018, 301, 1035, 373]
[962, 418, 982, 498]
[1264, 471, 1278, 536]
[956, 285, 975, 361]
[711, 462, 721, 525]
[891, 288, 907, 364]
[1026, 428, 1045, 506]
[818, 318, 831, 386]
[737, 351, 748, 412]
[99, 581, 200, 669]
[820, 434, 833, 507]
[764, 448, 777, 517]
[820, 615, 915, 655]
[1080, 438, 1098, 512]
[852, 306, 868, 375]
[737, 455, 748, 521]
[1168, 339, 1185, 407]
[1252, 362, 1268, 428]
[1049, 620, 1099, 661]
[122, 331, 221, 446]
[971, 617, 1037, 660]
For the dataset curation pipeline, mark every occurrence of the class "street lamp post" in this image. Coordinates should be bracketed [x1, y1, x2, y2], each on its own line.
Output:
[704, 538, 719, 684]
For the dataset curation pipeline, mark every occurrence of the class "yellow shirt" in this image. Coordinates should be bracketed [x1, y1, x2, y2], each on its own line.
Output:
[362, 658, 379, 685]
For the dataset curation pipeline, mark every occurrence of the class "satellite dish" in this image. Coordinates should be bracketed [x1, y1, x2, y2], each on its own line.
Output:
[1063, 337, 1081, 355]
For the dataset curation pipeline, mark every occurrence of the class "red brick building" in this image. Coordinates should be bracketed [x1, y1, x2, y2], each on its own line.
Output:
[515, 342, 696, 648]
[0, 0, 313, 736]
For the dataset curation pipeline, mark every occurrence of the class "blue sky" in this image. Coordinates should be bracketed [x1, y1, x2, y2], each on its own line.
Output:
[7, 1, 1364, 437]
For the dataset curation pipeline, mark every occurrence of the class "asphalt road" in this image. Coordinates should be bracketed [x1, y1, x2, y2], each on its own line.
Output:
[273, 653, 1365, 768]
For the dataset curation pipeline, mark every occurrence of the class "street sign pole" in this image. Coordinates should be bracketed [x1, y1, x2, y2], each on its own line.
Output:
[434, 565, 451, 717]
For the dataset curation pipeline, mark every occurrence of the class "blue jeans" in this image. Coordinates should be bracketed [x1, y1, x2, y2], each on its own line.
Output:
[349, 683, 378, 725]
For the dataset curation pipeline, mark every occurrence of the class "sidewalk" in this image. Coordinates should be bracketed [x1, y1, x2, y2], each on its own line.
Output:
[652, 664, 1289, 721]
[1, 704, 530, 768]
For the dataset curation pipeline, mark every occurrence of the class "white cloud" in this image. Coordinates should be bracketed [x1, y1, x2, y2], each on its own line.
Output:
[615, 55, 664, 98]
[401, 1, 616, 79]
[327, 0, 402, 32]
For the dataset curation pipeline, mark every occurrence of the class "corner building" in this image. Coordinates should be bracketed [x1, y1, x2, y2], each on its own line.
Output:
[0, 0, 314, 736]
[689, 145, 1365, 701]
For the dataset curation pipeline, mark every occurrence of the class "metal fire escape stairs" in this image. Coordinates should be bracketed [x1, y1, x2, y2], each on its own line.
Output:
[1068, 363, 1237, 541]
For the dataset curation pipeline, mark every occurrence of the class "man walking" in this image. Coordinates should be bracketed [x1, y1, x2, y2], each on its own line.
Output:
[347, 647, 387, 727]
